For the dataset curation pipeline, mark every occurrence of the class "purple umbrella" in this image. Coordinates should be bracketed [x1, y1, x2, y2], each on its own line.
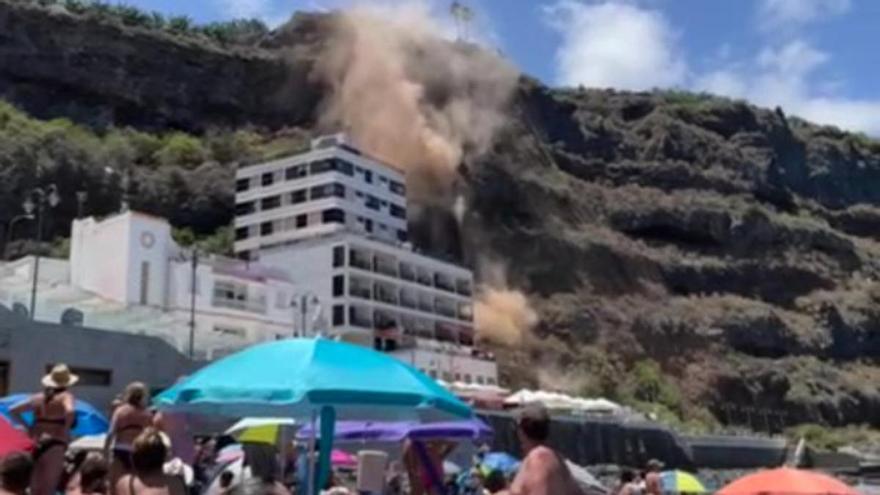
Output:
[297, 419, 492, 443]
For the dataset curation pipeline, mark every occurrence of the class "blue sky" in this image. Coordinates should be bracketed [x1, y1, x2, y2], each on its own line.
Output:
[120, 0, 880, 134]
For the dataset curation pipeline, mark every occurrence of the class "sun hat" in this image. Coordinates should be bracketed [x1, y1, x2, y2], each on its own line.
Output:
[42, 364, 79, 388]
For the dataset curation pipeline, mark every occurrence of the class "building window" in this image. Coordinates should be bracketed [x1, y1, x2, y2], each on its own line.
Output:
[332, 245, 346, 267]
[235, 227, 249, 241]
[285, 165, 307, 180]
[212, 280, 265, 313]
[261, 172, 274, 187]
[236, 178, 250, 192]
[442, 371, 452, 382]
[364, 219, 373, 233]
[365, 195, 380, 210]
[235, 201, 255, 215]
[429, 370, 438, 379]
[46, 365, 111, 387]
[364, 170, 373, 184]
[322, 209, 345, 225]
[310, 183, 345, 200]
[379, 176, 388, 183]
[476, 376, 484, 385]
[332, 275, 345, 297]
[260, 222, 273, 236]
[390, 204, 406, 220]
[332, 305, 345, 326]
[260, 195, 281, 211]
[464, 374, 472, 384]
[213, 325, 246, 338]
[290, 189, 307, 204]
[487, 377, 497, 385]
[139, 261, 150, 305]
[390, 180, 406, 196]
[397, 230, 408, 243]
[296, 214, 307, 228]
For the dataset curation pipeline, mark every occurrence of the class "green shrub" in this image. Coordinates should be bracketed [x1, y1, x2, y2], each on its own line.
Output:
[154, 132, 207, 167]
[167, 15, 193, 33]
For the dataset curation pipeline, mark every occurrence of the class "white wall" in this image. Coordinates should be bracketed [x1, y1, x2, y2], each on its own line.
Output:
[71, 215, 131, 303]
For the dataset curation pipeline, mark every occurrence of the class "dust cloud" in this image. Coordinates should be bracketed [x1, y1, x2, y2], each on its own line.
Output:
[312, 1, 519, 205]
[312, 2, 537, 346]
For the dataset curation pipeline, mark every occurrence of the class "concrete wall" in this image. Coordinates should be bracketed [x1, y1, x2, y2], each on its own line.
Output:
[0, 305, 194, 411]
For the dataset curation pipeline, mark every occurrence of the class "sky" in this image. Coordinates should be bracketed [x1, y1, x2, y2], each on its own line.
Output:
[121, 0, 880, 135]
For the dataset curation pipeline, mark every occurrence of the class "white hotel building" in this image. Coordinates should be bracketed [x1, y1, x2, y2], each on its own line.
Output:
[234, 134, 498, 386]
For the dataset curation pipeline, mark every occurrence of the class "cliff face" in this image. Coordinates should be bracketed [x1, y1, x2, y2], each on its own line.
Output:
[3, 1, 880, 429]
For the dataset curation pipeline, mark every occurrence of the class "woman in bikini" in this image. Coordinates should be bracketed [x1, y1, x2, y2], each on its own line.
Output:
[114, 428, 186, 495]
[105, 382, 155, 493]
[9, 363, 78, 495]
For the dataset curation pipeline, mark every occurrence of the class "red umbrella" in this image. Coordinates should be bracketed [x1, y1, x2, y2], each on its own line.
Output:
[0, 416, 32, 457]
[718, 467, 859, 495]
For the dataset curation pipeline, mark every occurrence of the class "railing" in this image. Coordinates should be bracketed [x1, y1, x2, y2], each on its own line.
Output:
[351, 254, 372, 271]
[375, 289, 398, 305]
[434, 275, 455, 293]
[349, 312, 373, 328]
[349, 286, 372, 300]
[418, 300, 434, 312]
[400, 295, 418, 309]
[400, 265, 416, 282]
[435, 304, 458, 319]
[211, 297, 267, 314]
[374, 260, 398, 277]
[417, 273, 433, 287]
[456, 281, 473, 296]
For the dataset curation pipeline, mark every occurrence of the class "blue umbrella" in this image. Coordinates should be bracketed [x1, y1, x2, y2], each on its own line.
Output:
[482, 452, 521, 475]
[0, 394, 109, 437]
[154, 338, 472, 421]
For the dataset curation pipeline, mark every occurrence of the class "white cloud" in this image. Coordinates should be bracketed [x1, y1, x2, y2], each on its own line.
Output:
[543, 1, 687, 91]
[757, 0, 851, 31]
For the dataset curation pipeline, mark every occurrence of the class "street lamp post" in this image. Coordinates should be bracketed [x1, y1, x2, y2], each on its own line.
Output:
[291, 292, 320, 338]
[3, 214, 35, 261]
[25, 185, 60, 320]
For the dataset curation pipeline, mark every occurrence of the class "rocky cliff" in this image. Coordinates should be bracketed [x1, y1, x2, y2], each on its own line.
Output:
[3, 1, 880, 430]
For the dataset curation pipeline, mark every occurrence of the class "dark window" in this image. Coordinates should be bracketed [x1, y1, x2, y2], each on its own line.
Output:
[309, 159, 334, 175]
[296, 214, 307, 228]
[364, 170, 373, 184]
[390, 204, 406, 219]
[379, 223, 387, 230]
[390, 180, 406, 195]
[332, 275, 345, 297]
[365, 195, 380, 210]
[333, 245, 346, 267]
[333, 305, 345, 326]
[290, 189, 307, 204]
[235, 227, 249, 240]
[365, 219, 373, 233]
[355, 191, 364, 198]
[285, 165, 307, 180]
[261, 195, 281, 211]
[380, 200, 388, 207]
[261, 172, 274, 187]
[260, 222, 273, 236]
[235, 201, 255, 216]
[322, 209, 345, 224]
[397, 230, 408, 243]
[310, 183, 345, 200]
[336, 160, 354, 176]
[379, 176, 388, 183]
[236, 178, 250, 192]
[46, 365, 111, 387]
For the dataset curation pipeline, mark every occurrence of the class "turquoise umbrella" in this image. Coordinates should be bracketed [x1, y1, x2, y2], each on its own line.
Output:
[153, 338, 472, 421]
[154, 338, 473, 495]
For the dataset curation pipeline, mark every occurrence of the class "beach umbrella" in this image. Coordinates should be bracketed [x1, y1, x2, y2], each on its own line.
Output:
[154, 338, 472, 421]
[0, 416, 32, 457]
[331, 449, 357, 468]
[481, 452, 521, 475]
[225, 417, 296, 445]
[0, 394, 109, 437]
[660, 470, 706, 493]
[155, 338, 473, 495]
[296, 418, 493, 443]
[717, 468, 858, 495]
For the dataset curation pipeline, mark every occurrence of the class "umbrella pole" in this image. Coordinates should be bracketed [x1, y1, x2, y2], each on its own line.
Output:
[307, 409, 317, 495]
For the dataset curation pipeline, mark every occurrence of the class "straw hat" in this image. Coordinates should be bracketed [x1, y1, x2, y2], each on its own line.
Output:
[42, 364, 79, 388]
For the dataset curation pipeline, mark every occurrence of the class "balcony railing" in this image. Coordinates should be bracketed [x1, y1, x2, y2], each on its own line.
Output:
[351, 254, 372, 271]
[400, 295, 418, 309]
[435, 304, 458, 319]
[400, 265, 416, 282]
[418, 300, 433, 312]
[417, 272, 433, 287]
[349, 311, 373, 328]
[212, 297, 266, 314]
[375, 289, 398, 305]
[349, 286, 372, 300]
[456, 280, 473, 296]
[374, 260, 398, 277]
[434, 276, 456, 293]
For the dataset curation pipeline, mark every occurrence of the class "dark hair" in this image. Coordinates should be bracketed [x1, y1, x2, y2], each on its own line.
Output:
[516, 403, 551, 442]
[242, 443, 278, 483]
[220, 471, 235, 489]
[80, 453, 109, 493]
[621, 470, 635, 483]
[132, 428, 168, 474]
[484, 470, 508, 493]
[0, 452, 33, 492]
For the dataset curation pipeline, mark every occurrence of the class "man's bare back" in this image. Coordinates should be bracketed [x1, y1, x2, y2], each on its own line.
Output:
[503, 445, 582, 495]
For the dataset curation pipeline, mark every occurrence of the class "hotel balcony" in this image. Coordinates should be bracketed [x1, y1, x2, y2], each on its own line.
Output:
[434, 273, 455, 293]
[400, 263, 416, 282]
[456, 279, 473, 296]
[374, 283, 399, 305]
[350, 251, 372, 271]
[349, 283, 372, 300]
[374, 255, 398, 278]
[349, 306, 373, 328]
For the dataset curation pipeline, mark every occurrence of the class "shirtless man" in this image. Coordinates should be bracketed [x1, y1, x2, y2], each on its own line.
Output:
[498, 404, 583, 495]
[644, 459, 663, 495]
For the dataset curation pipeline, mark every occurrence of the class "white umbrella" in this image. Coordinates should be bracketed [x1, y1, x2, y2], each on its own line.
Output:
[224, 417, 296, 436]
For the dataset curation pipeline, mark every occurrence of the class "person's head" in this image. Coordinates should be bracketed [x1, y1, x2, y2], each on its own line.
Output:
[620, 469, 635, 484]
[123, 382, 149, 408]
[79, 452, 109, 494]
[515, 403, 551, 447]
[484, 469, 507, 493]
[0, 452, 33, 494]
[242, 442, 279, 484]
[647, 459, 663, 472]
[132, 428, 170, 475]
[219, 470, 235, 489]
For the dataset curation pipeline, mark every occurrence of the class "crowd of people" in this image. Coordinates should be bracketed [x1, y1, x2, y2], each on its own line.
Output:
[0, 364, 619, 495]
